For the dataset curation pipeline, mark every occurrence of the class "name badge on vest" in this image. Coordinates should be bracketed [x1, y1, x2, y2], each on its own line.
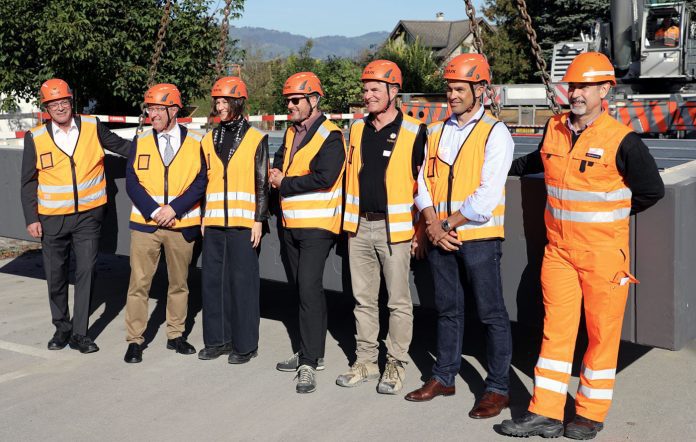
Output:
[40, 152, 54, 169]
[383, 150, 392, 157]
[137, 154, 150, 170]
[586, 148, 604, 160]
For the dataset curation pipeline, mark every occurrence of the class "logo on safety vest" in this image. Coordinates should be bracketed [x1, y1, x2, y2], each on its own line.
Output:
[586, 147, 604, 159]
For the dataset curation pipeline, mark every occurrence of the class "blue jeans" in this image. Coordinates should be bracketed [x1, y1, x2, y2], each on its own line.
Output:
[427, 239, 512, 394]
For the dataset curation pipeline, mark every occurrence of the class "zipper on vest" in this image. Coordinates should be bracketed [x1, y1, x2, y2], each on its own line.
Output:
[69, 157, 79, 214]
[446, 165, 454, 216]
[164, 166, 169, 205]
[223, 164, 229, 227]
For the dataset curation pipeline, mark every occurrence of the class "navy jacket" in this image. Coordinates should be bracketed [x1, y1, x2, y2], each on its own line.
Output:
[126, 124, 207, 242]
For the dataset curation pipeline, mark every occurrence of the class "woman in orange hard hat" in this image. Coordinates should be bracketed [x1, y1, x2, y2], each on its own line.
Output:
[198, 76, 269, 363]
[500, 52, 664, 439]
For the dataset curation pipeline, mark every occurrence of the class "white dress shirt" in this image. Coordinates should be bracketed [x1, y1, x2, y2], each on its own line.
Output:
[415, 106, 514, 223]
[151, 124, 182, 218]
[51, 118, 79, 157]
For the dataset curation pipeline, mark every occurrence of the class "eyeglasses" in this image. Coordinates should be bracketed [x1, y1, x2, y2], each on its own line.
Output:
[146, 106, 168, 114]
[284, 97, 304, 106]
[46, 99, 71, 111]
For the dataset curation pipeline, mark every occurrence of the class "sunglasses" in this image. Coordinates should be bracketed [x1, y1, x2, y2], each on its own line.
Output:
[284, 97, 304, 106]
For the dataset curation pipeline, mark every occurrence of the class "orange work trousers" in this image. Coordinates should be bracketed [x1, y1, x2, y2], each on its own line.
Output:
[528, 244, 637, 422]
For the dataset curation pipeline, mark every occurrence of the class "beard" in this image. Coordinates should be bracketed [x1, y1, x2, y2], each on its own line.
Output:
[570, 100, 587, 116]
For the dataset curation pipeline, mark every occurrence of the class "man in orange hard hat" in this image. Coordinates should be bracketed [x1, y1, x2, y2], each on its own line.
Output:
[500, 52, 664, 439]
[405, 54, 515, 420]
[269, 72, 346, 393]
[337, 60, 426, 394]
[21, 78, 131, 353]
[123, 83, 207, 363]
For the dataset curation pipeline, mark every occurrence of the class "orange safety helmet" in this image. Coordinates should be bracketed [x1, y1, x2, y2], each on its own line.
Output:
[361, 60, 402, 88]
[443, 54, 491, 84]
[562, 52, 616, 85]
[40, 78, 73, 104]
[144, 83, 183, 107]
[282, 72, 324, 96]
[211, 76, 248, 99]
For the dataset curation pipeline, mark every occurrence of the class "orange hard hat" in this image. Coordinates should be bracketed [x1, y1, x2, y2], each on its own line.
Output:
[283, 72, 324, 96]
[361, 60, 402, 88]
[211, 76, 248, 99]
[144, 83, 183, 107]
[40, 78, 73, 104]
[443, 54, 491, 84]
[562, 52, 616, 85]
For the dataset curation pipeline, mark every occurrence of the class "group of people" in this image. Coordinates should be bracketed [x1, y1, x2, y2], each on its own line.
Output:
[21, 51, 664, 440]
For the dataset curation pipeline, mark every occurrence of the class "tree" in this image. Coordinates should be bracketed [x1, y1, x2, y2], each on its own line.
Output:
[317, 56, 362, 113]
[0, 0, 244, 113]
[482, 0, 610, 84]
[375, 38, 443, 93]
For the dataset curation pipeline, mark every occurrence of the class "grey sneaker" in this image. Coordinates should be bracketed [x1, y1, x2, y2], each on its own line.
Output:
[336, 361, 380, 387]
[276, 352, 325, 372]
[377, 357, 405, 394]
[295, 364, 316, 394]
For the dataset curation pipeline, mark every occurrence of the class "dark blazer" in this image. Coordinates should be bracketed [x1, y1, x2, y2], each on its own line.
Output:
[272, 114, 346, 198]
[126, 124, 207, 242]
[20, 115, 131, 235]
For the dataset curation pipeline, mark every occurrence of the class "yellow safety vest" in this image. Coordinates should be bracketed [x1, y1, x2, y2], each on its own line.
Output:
[130, 128, 203, 228]
[344, 114, 421, 243]
[280, 119, 346, 234]
[423, 113, 505, 241]
[202, 126, 265, 228]
[31, 115, 106, 215]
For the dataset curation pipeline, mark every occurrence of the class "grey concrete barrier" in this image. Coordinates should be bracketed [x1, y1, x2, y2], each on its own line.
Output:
[1, 146, 694, 350]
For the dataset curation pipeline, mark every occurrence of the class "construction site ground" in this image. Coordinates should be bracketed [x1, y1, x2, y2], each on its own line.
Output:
[1, 250, 695, 441]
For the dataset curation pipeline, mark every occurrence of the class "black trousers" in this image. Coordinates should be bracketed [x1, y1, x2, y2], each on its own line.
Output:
[41, 211, 101, 336]
[281, 227, 336, 369]
[201, 227, 260, 354]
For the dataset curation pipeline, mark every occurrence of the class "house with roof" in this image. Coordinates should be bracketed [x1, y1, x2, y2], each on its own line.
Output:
[387, 12, 492, 66]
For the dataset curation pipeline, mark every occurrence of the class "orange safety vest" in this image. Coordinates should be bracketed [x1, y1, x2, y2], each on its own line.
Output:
[664, 25, 679, 46]
[202, 126, 265, 228]
[31, 115, 107, 216]
[344, 114, 421, 243]
[130, 128, 203, 228]
[280, 119, 346, 234]
[541, 111, 633, 250]
[423, 113, 505, 242]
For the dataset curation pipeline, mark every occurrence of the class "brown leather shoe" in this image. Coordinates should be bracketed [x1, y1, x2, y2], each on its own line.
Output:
[468, 391, 510, 419]
[404, 378, 455, 402]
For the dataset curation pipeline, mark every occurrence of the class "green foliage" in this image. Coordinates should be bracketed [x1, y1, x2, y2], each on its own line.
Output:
[316, 56, 362, 113]
[0, 0, 244, 113]
[482, 0, 610, 83]
[374, 38, 444, 93]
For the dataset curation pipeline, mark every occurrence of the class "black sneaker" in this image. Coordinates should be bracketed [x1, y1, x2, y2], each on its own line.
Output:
[68, 335, 99, 354]
[500, 412, 564, 438]
[228, 349, 258, 364]
[564, 415, 604, 440]
[198, 343, 233, 360]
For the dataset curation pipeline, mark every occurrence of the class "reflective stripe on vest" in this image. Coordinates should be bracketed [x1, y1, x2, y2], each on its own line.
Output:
[343, 114, 421, 243]
[129, 128, 203, 228]
[32, 115, 106, 215]
[541, 111, 633, 249]
[280, 118, 346, 233]
[201, 127, 264, 228]
[424, 114, 505, 241]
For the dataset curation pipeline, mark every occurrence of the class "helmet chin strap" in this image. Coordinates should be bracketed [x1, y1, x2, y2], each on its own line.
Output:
[462, 82, 478, 114]
[296, 95, 319, 125]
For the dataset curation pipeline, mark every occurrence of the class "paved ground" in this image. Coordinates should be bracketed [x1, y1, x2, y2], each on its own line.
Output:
[1, 251, 694, 441]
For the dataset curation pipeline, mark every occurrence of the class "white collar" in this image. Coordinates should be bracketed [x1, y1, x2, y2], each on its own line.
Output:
[51, 118, 78, 136]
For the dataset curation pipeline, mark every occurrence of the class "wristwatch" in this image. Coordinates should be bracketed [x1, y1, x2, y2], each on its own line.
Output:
[441, 219, 452, 232]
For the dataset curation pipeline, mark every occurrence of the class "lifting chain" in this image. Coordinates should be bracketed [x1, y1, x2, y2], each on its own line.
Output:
[214, 0, 235, 78]
[137, 0, 174, 134]
[514, 0, 562, 115]
[463, 0, 500, 118]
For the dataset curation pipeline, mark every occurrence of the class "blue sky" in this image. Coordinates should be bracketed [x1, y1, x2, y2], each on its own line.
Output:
[215, 0, 487, 38]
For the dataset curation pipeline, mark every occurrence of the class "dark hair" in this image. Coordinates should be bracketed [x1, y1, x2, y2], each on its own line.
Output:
[210, 97, 246, 120]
